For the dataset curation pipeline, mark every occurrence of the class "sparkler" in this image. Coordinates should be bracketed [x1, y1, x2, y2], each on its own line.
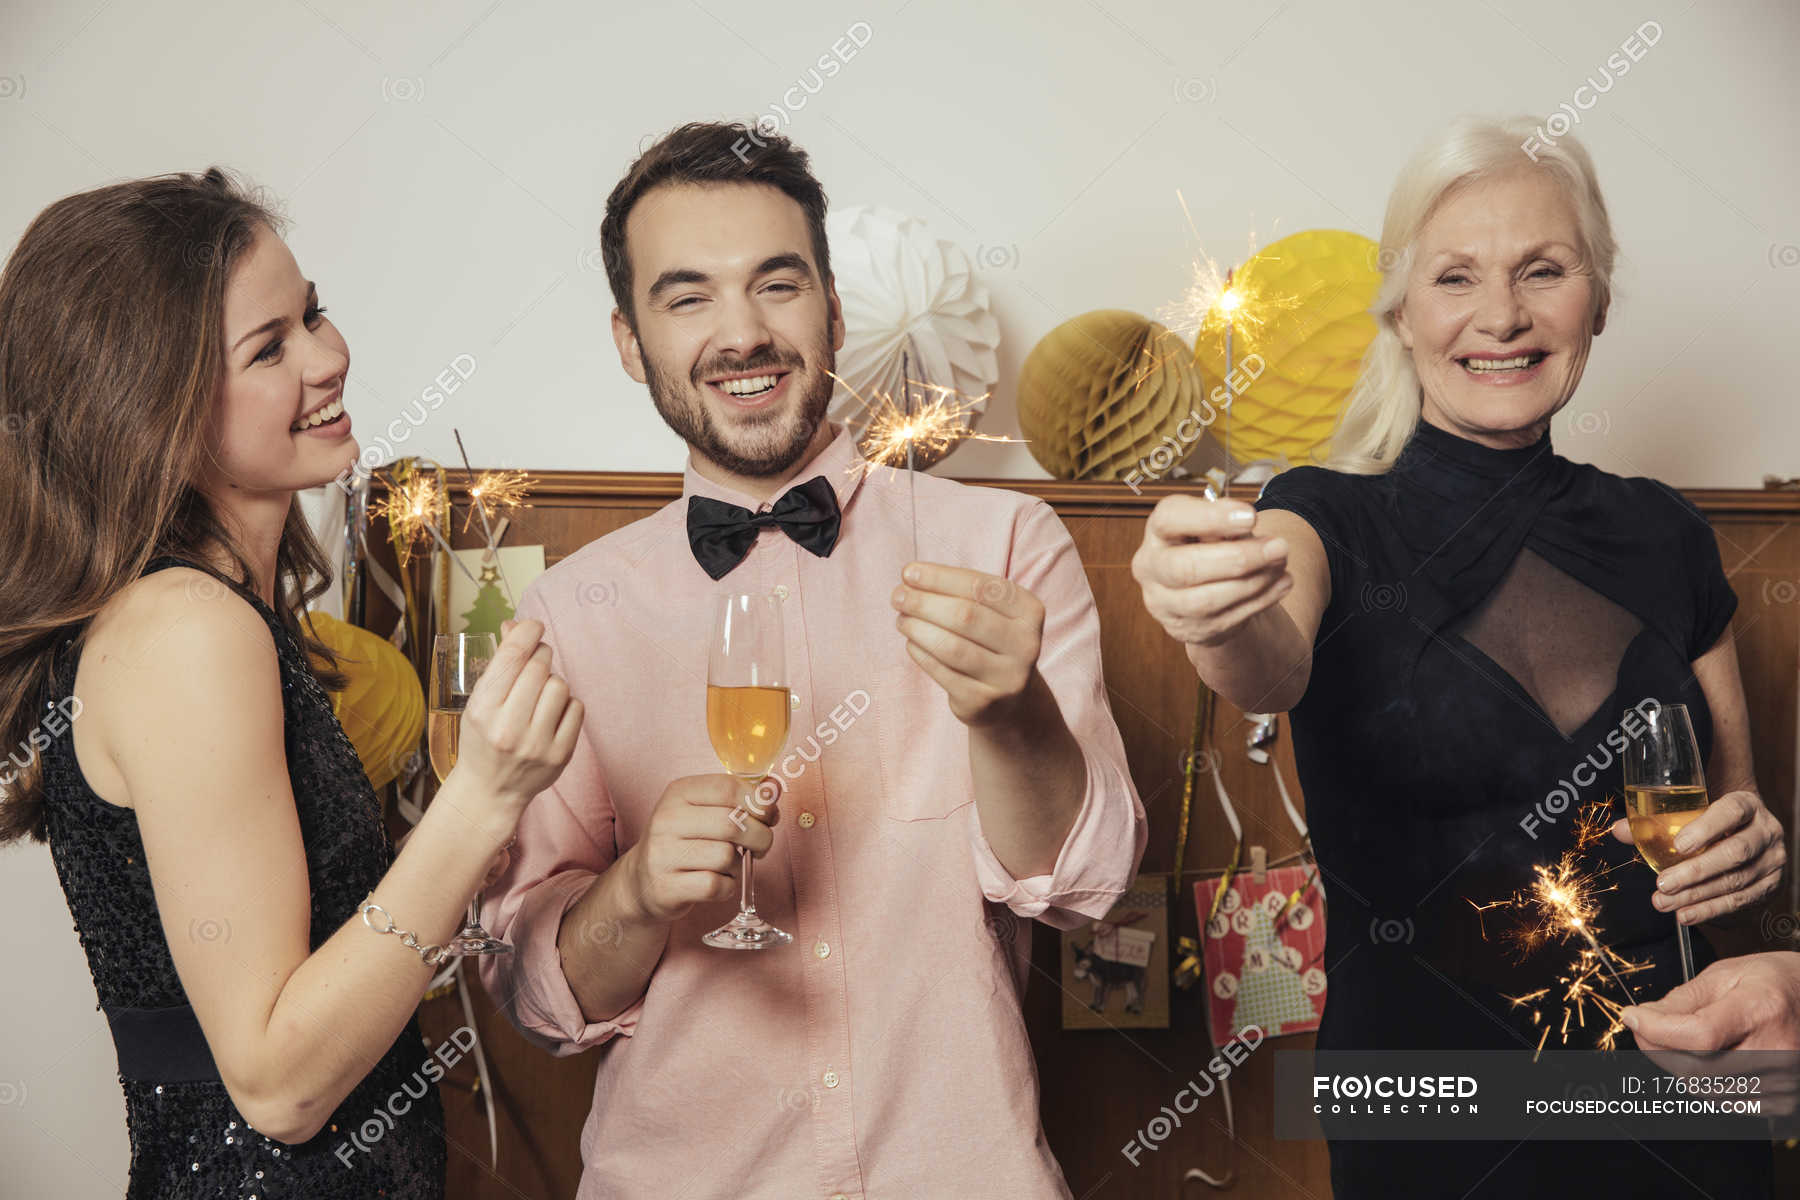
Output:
[1469, 799, 1649, 1060]
[453, 430, 535, 606]
[1157, 198, 1302, 472]
[369, 466, 475, 582]
[829, 361, 1020, 564]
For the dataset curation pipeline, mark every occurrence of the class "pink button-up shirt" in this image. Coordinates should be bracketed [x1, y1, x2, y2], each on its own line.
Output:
[478, 421, 1147, 1199]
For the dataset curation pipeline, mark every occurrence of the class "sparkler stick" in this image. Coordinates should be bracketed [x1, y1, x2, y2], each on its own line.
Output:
[452, 430, 533, 606]
[827, 368, 1019, 566]
[1222, 267, 1235, 468]
[370, 468, 479, 585]
[903, 351, 917, 565]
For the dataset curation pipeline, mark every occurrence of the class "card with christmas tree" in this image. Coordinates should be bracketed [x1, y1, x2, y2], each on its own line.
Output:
[432, 546, 546, 639]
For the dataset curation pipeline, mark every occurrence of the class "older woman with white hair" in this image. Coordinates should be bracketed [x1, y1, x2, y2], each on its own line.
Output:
[1134, 116, 1783, 1196]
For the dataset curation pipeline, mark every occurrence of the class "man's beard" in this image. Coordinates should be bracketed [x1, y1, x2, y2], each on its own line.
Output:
[642, 336, 835, 478]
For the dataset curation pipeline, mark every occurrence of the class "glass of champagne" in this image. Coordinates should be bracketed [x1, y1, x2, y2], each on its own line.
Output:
[429, 632, 512, 956]
[1622, 701, 1710, 981]
[701, 593, 793, 950]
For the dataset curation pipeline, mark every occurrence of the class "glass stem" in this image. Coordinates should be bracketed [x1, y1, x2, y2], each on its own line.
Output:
[739, 847, 757, 918]
[1676, 922, 1695, 982]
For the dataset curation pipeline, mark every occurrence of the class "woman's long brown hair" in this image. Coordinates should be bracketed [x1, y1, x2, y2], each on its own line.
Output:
[0, 167, 348, 844]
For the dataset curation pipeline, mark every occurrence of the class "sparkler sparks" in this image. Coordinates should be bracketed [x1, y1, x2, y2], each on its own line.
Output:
[369, 468, 446, 572]
[1156, 198, 1300, 351]
[831, 370, 1016, 471]
[1470, 800, 1649, 1060]
[830, 362, 1022, 564]
[461, 469, 534, 535]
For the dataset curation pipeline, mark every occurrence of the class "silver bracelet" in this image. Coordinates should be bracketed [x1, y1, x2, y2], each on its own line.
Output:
[359, 898, 456, 967]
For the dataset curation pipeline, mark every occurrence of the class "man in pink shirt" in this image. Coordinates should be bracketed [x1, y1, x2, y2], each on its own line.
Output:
[479, 120, 1147, 1199]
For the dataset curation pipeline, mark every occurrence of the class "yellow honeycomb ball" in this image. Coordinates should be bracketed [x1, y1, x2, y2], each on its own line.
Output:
[1194, 230, 1381, 466]
[1017, 310, 1202, 480]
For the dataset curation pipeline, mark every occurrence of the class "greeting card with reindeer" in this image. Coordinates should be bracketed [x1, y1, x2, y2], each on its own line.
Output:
[1059, 872, 1170, 1030]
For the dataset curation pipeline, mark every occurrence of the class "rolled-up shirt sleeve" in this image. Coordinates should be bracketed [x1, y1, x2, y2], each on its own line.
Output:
[476, 584, 640, 1055]
[969, 499, 1148, 930]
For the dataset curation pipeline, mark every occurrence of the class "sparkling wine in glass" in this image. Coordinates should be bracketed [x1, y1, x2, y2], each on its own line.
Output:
[1622, 701, 1710, 981]
[430, 632, 511, 956]
[701, 593, 793, 950]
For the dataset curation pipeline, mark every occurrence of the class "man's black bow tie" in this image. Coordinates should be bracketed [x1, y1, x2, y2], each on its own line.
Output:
[686, 475, 842, 580]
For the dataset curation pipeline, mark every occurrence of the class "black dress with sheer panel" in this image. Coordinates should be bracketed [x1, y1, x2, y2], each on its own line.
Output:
[40, 555, 445, 1199]
[1254, 419, 1772, 1198]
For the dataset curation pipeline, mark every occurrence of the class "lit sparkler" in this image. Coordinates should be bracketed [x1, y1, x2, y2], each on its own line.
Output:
[1157, 198, 1302, 468]
[452, 430, 535, 605]
[830, 360, 1020, 564]
[1470, 799, 1650, 1060]
[461, 468, 534, 536]
[370, 462, 478, 585]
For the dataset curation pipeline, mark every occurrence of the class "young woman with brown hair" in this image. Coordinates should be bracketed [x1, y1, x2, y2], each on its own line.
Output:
[0, 168, 582, 1197]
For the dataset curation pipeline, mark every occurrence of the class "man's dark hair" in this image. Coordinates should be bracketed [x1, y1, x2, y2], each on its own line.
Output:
[600, 121, 832, 328]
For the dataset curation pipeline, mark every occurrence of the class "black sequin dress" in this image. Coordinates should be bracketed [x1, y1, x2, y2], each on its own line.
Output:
[40, 555, 446, 1199]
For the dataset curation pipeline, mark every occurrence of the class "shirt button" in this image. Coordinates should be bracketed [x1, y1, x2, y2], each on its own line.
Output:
[774, 584, 790, 599]
[790, 691, 801, 709]
[798, 811, 816, 829]
[831, 1194, 848, 1200]
[823, 1069, 839, 1088]
[814, 939, 830, 959]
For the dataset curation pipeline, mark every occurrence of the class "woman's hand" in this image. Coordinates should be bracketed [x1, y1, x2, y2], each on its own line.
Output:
[1612, 789, 1787, 924]
[453, 617, 584, 819]
[1132, 495, 1291, 648]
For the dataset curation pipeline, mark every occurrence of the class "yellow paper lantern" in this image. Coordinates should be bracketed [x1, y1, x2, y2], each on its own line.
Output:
[1192, 229, 1381, 466]
[304, 611, 425, 790]
[1017, 310, 1202, 480]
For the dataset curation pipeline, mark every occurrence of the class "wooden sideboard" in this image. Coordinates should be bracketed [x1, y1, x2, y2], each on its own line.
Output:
[365, 474, 1800, 1200]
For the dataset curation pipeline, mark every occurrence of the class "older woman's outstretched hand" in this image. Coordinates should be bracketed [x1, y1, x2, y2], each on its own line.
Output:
[1132, 495, 1291, 647]
[1612, 789, 1787, 925]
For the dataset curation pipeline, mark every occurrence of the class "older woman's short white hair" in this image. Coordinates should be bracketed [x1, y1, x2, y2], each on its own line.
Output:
[1326, 116, 1617, 474]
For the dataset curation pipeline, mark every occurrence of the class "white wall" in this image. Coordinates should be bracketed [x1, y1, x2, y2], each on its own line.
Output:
[4, 0, 1796, 1192]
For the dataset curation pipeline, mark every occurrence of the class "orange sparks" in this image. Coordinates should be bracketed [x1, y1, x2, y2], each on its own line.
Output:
[461, 469, 534, 534]
[1474, 844, 1648, 1061]
[830, 371, 1019, 473]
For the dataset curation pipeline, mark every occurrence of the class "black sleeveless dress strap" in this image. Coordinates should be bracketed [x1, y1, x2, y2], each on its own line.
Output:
[40, 554, 445, 1199]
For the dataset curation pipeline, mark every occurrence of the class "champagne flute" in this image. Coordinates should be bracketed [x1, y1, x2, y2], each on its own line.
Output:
[701, 593, 793, 950]
[1621, 701, 1710, 981]
[429, 632, 512, 956]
